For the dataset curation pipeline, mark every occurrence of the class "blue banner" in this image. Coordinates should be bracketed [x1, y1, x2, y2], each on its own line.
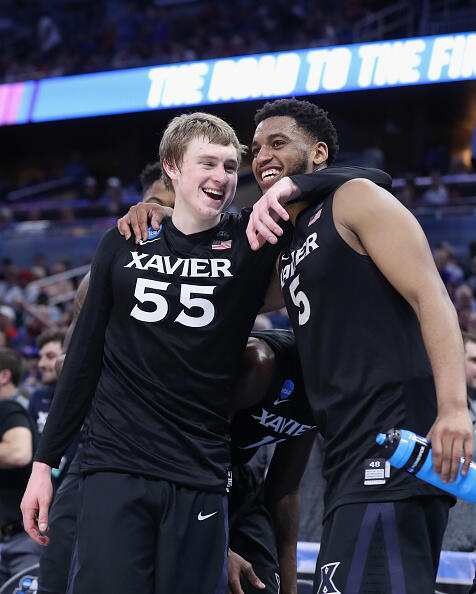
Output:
[0, 32, 474, 125]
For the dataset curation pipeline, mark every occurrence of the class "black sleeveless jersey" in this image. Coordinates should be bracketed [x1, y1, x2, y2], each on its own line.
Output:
[230, 329, 315, 466]
[280, 166, 443, 517]
[35, 212, 283, 493]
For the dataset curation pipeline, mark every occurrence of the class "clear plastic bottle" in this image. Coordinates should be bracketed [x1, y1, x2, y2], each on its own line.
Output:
[376, 428, 476, 503]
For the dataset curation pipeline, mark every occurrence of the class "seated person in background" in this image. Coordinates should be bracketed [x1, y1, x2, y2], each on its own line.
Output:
[0, 348, 41, 587]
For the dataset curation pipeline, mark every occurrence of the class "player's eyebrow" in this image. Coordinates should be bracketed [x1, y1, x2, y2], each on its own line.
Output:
[251, 132, 290, 149]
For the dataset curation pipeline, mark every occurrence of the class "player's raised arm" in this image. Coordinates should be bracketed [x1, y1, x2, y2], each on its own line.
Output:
[335, 178, 473, 482]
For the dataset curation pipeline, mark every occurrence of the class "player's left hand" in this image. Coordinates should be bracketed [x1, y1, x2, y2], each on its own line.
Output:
[246, 177, 301, 251]
[228, 548, 265, 594]
[426, 406, 474, 483]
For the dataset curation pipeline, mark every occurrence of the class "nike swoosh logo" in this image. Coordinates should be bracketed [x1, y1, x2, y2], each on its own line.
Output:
[198, 511, 218, 521]
[273, 398, 289, 406]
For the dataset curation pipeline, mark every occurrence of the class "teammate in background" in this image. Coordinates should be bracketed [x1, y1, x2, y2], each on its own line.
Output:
[229, 329, 317, 594]
[121, 98, 472, 593]
[244, 98, 472, 593]
[21, 112, 289, 594]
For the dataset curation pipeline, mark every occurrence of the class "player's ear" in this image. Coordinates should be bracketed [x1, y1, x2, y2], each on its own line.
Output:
[162, 158, 178, 181]
[312, 141, 328, 167]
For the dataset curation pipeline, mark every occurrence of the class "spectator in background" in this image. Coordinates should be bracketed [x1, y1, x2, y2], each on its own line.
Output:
[103, 176, 124, 215]
[0, 349, 41, 587]
[455, 284, 476, 314]
[37, 15, 62, 58]
[18, 346, 40, 396]
[41, 260, 74, 301]
[466, 256, 476, 295]
[0, 349, 28, 409]
[442, 331, 476, 553]
[0, 330, 9, 348]
[396, 174, 418, 208]
[28, 329, 74, 484]
[0, 306, 17, 345]
[31, 255, 48, 280]
[82, 176, 100, 202]
[62, 152, 89, 185]
[422, 171, 449, 206]
[10, 315, 46, 352]
[28, 329, 65, 437]
[471, 123, 476, 172]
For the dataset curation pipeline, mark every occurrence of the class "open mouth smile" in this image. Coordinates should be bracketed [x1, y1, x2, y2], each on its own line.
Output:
[202, 188, 224, 200]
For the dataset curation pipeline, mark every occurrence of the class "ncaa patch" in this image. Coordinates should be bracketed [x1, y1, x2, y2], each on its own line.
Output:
[138, 225, 162, 245]
[274, 379, 295, 406]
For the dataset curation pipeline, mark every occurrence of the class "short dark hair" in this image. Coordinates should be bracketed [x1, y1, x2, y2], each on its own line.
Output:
[463, 331, 476, 347]
[37, 328, 67, 351]
[139, 162, 162, 195]
[254, 98, 339, 165]
[0, 347, 22, 386]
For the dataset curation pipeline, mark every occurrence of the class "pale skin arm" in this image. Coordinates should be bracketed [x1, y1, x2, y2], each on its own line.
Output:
[20, 461, 53, 546]
[0, 427, 32, 468]
[333, 179, 472, 482]
[246, 177, 300, 250]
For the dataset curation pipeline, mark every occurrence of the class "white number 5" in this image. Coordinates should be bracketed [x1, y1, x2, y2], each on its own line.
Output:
[289, 275, 310, 326]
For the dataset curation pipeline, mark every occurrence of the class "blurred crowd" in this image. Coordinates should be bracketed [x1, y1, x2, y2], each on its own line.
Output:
[2, 0, 411, 84]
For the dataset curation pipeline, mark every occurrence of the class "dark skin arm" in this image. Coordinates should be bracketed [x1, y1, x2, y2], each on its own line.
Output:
[264, 430, 317, 594]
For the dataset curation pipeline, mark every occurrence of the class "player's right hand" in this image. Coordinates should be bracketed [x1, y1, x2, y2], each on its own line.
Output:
[228, 548, 265, 594]
[117, 202, 172, 244]
[20, 461, 53, 546]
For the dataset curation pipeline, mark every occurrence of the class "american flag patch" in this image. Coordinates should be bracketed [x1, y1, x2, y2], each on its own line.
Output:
[212, 239, 232, 250]
[308, 209, 322, 226]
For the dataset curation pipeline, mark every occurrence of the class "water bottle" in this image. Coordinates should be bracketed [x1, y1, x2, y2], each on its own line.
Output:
[376, 428, 476, 503]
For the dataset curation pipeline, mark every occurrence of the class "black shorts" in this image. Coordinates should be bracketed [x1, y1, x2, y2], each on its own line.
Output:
[314, 496, 450, 594]
[68, 472, 228, 594]
[230, 500, 279, 594]
[229, 460, 279, 593]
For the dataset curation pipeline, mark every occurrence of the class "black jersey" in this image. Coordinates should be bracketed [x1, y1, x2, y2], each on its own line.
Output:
[35, 212, 283, 493]
[280, 166, 442, 518]
[230, 329, 315, 466]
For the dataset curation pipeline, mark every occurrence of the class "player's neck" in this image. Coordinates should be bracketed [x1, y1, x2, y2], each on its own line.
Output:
[172, 207, 221, 235]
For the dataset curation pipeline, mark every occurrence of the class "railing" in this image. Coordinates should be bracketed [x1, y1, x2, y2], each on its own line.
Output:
[352, 2, 415, 42]
[27, 264, 90, 306]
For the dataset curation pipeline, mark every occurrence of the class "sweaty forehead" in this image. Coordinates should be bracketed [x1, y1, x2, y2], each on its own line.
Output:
[253, 116, 303, 144]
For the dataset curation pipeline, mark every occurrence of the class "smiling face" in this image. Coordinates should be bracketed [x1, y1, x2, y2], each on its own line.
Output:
[38, 340, 62, 386]
[251, 116, 326, 193]
[164, 136, 238, 234]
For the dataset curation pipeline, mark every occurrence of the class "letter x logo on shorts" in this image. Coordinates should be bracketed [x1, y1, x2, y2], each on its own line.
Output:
[316, 562, 341, 594]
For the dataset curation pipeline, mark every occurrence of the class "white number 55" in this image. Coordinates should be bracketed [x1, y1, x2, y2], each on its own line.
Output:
[130, 278, 216, 328]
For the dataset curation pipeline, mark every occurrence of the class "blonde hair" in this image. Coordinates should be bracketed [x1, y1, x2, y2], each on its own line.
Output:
[159, 112, 247, 190]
